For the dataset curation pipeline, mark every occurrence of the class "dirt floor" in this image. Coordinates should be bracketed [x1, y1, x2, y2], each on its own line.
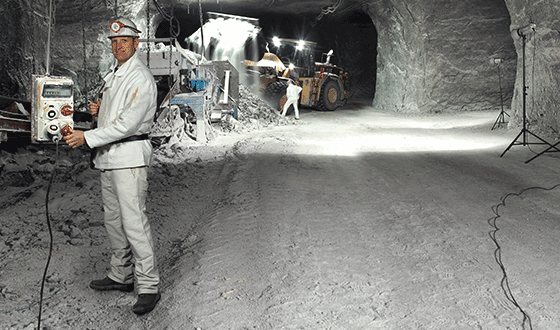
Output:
[2, 100, 560, 330]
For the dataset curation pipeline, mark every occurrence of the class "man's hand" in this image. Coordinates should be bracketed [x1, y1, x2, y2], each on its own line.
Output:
[89, 100, 100, 117]
[64, 130, 86, 149]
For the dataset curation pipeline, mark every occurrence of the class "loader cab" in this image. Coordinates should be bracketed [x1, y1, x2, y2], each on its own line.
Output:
[269, 38, 317, 78]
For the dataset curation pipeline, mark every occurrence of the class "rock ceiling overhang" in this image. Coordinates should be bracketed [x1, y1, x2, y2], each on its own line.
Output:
[169, 0, 367, 17]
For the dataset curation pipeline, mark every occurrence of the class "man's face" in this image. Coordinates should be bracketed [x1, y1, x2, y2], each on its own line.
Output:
[111, 36, 139, 66]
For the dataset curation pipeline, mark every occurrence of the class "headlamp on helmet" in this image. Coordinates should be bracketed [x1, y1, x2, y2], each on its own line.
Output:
[110, 21, 140, 34]
[108, 18, 141, 38]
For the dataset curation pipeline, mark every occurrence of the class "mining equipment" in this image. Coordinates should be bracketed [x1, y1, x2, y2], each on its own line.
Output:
[245, 38, 349, 113]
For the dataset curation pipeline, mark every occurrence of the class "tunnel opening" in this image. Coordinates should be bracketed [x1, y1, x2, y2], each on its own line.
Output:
[312, 10, 377, 101]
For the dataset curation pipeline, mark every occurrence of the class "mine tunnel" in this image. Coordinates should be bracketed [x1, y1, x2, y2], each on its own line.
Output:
[4, 1, 560, 329]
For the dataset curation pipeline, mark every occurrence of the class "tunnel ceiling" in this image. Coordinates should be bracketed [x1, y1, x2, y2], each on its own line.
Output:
[160, 0, 371, 40]
[171, 0, 365, 17]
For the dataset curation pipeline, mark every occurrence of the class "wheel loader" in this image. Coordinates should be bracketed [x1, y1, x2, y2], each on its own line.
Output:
[244, 38, 349, 113]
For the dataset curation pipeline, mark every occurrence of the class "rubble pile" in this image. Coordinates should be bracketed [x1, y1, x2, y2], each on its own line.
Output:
[217, 84, 295, 133]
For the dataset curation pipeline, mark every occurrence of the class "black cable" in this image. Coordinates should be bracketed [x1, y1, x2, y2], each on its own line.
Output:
[37, 140, 59, 330]
[153, 0, 171, 20]
[169, 16, 181, 39]
[531, 30, 536, 122]
[522, 33, 557, 158]
[526, 33, 537, 156]
[198, 0, 204, 56]
[81, 0, 89, 113]
[152, 0, 180, 39]
[146, 0, 150, 68]
[488, 183, 560, 330]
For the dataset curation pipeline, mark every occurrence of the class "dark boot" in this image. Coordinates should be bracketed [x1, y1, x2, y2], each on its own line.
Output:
[90, 277, 134, 292]
[132, 292, 161, 315]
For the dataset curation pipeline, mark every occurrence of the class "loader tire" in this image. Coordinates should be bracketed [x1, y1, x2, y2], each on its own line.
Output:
[264, 81, 291, 115]
[317, 80, 341, 111]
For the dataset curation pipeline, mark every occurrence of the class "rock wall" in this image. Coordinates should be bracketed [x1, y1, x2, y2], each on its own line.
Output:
[51, 0, 151, 110]
[367, 0, 516, 113]
[0, 0, 153, 109]
[504, 0, 560, 135]
[0, 0, 51, 99]
[365, 0, 426, 112]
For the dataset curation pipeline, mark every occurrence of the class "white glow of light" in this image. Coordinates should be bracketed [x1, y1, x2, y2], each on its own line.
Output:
[289, 63, 295, 70]
[366, 113, 496, 130]
[186, 18, 261, 73]
[297, 40, 305, 50]
[273, 36, 281, 47]
[295, 133, 503, 157]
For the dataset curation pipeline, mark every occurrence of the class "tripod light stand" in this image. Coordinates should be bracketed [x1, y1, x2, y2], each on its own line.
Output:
[500, 24, 559, 160]
[491, 58, 509, 130]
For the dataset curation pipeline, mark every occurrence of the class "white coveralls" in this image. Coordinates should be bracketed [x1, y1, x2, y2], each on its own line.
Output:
[281, 82, 303, 119]
[84, 52, 159, 294]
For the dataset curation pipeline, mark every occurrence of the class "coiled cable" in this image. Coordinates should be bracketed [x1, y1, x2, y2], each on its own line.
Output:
[488, 183, 560, 330]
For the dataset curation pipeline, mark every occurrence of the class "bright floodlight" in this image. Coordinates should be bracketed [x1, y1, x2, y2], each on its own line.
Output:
[273, 36, 281, 47]
[297, 40, 305, 50]
[511, 24, 536, 40]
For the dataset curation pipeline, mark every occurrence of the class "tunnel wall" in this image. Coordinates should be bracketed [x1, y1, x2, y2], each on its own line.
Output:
[367, 0, 516, 114]
[0, 0, 52, 99]
[504, 0, 560, 136]
[366, 0, 428, 112]
[34, 1, 153, 110]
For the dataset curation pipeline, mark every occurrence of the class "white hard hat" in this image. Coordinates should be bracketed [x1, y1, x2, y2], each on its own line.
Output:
[108, 17, 141, 38]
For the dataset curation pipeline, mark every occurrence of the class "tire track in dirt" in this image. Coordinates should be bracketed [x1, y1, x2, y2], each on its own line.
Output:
[159, 102, 560, 330]
[162, 134, 517, 329]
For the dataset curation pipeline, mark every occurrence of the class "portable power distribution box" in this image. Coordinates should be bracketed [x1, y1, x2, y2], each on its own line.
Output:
[31, 75, 74, 143]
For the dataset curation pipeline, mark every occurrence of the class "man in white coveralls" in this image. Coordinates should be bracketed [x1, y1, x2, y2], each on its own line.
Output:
[63, 17, 160, 315]
[281, 79, 303, 120]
